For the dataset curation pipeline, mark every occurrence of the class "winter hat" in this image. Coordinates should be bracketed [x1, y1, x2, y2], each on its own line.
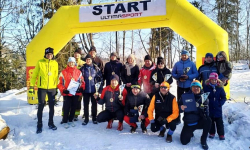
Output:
[160, 81, 170, 89]
[89, 46, 96, 52]
[110, 74, 119, 82]
[68, 57, 76, 63]
[190, 80, 202, 89]
[85, 54, 92, 60]
[131, 85, 141, 89]
[45, 47, 54, 55]
[209, 72, 218, 80]
[110, 52, 118, 57]
[157, 57, 164, 65]
[181, 50, 190, 56]
[144, 55, 152, 61]
[74, 48, 82, 54]
[205, 53, 213, 58]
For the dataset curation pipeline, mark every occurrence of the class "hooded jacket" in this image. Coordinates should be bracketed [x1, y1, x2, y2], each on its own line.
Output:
[30, 58, 58, 89]
[203, 79, 226, 118]
[216, 51, 232, 79]
[172, 58, 199, 88]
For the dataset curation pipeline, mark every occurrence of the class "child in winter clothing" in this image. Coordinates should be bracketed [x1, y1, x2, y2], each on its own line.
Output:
[203, 73, 226, 140]
[216, 51, 232, 86]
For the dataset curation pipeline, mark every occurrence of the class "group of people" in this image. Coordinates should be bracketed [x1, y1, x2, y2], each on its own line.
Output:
[29, 47, 232, 150]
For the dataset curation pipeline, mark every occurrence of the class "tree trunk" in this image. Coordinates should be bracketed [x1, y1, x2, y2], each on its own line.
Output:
[122, 31, 126, 62]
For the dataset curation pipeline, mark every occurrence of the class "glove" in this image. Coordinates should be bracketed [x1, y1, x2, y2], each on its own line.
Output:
[29, 87, 34, 94]
[157, 116, 167, 125]
[63, 90, 70, 94]
[76, 88, 83, 93]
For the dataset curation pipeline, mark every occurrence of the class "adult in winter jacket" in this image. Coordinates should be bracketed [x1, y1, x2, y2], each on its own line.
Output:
[58, 57, 85, 129]
[215, 51, 232, 86]
[88, 46, 104, 73]
[29, 47, 58, 134]
[172, 50, 198, 124]
[150, 57, 173, 94]
[103, 52, 123, 85]
[73, 48, 85, 120]
[179, 80, 211, 150]
[95, 74, 127, 131]
[148, 81, 179, 143]
[121, 54, 140, 93]
[124, 85, 151, 133]
[138, 55, 156, 97]
[80, 54, 103, 125]
[198, 53, 218, 86]
[203, 73, 226, 140]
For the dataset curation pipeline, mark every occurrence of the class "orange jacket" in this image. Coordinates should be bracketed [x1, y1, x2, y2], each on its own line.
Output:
[147, 94, 179, 123]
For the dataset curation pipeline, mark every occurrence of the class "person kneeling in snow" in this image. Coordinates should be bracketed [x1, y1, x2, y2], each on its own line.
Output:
[123, 84, 151, 133]
[58, 57, 85, 129]
[203, 73, 226, 140]
[95, 74, 127, 131]
[147, 81, 179, 143]
[180, 80, 211, 150]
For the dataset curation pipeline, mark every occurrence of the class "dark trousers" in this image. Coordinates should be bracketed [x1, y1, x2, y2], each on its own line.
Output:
[180, 117, 212, 145]
[97, 109, 124, 123]
[177, 87, 190, 122]
[62, 96, 79, 123]
[151, 120, 176, 133]
[83, 93, 97, 121]
[210, 117, 224, 136]
[37, 88, 56, 124]
[75, 95, 82, 117]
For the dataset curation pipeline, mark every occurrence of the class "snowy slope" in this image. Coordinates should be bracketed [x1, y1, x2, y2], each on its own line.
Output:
[0, 71, 250, 150]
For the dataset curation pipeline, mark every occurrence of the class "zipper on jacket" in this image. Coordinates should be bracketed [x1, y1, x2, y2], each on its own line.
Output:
[47, 60, 50, 89]
[40, 76, 41, 86]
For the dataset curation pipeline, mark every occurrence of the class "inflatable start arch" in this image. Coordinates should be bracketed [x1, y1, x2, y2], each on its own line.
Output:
[26, 0, 229, 104]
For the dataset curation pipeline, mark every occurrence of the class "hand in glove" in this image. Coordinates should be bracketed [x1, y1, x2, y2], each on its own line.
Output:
[63, 90, 70, 94]
[76, 88, 83, 94]
[157, 116, 167, 125]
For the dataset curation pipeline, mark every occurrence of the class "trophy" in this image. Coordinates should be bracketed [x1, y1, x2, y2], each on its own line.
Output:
[183, 67, 190, 75]
[152, 72, 157, 82]
[118, 84, 126, 99]
[95, 82, 101, 96]
[200, 92, 210, 107]
[164, 74, 172, 82]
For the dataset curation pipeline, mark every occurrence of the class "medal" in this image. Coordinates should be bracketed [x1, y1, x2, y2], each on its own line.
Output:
[196, 102, 199, 107]
[112, 72, 115, 75]
[134, 106, 138, 110]
[48, 72, 52, 76]
[144, 75, 147, 79]
[110, 98, 113, 102]
[71, 78, 75, 81]
[88, 76, 92, 80]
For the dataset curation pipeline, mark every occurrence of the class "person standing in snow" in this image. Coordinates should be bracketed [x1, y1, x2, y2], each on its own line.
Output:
[121, 54, 140, 94]
[203, 73, 226, 140]
[80, 54, 103, 125]
[197, 53, 218, 86]
[147, 81, 179, 143]
[123, 84, 151, 133]
[180, 80, 211, 150]
[58, 57, 85, 128]
[172, 50, 199, 124]
[29, 47, 58, 134]
[150, 56, 173, 94]
[95, 74, 127, 131]
[138, 55, 156, 98]
[215, 51, 232, 86]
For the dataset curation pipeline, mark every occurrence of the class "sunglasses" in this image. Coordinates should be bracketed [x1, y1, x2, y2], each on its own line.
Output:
[160, 86, 168, 89]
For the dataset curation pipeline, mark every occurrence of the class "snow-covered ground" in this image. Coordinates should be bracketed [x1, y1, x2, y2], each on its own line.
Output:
[0, 70, 250, 150]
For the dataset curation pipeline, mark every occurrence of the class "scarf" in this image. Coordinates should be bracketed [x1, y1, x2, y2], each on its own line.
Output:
[125, 62, 135, 76]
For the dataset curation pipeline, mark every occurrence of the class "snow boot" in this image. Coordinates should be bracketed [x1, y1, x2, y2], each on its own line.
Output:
[209, 134, 215, 139]
[63, 123, 69, 129]
[201, 140, 209, 150]
[130, 125, 138, 133]
[82, 119, 89, 125]
[166, 134, 172, 143]
[158, 127, 166, 137]
[106, 119, 113, 129]
[141, 121, 147, 133]
[36, 123, 43, 134]
[92, 118, 98, 124]
[48, 122, 57, 130]
[117, 122, 123, 131]
[219, 135, 225, 140]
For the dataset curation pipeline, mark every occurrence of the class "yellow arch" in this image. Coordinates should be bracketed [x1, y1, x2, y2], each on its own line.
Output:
[26, 0, 229, 104]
